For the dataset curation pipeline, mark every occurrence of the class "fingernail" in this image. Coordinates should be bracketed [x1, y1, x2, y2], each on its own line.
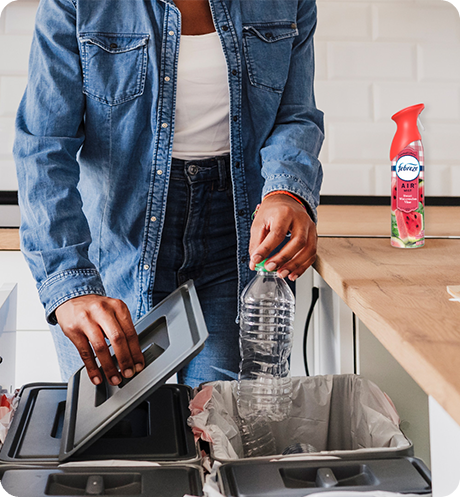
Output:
[266, 262, 277, 271]
[92, 376, 101, 385]
[111, 376, 121, 385]
[124, 368, 133, 378]
[279, 269, 290, 279]
[252, 254, 263, 264]
[290, 274, 299, 281]
[135, 363, 144, 373]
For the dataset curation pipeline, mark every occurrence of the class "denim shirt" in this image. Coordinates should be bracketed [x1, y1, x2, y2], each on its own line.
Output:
[14, 0, 324, 324]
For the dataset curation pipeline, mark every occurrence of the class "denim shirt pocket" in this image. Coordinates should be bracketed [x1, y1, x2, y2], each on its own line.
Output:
[242, 22, 298, 94]
[79, 33, 149, 106]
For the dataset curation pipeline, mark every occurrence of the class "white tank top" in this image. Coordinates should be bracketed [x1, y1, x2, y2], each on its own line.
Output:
[172, 31, 231, 160]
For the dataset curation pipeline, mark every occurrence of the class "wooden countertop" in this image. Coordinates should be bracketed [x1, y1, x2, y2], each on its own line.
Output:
[317, 205, 460, 237]
[0, 229, 19, 250]
[314, 205, 460, 426]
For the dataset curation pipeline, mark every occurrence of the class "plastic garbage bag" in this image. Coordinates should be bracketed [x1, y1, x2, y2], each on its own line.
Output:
[188, 375, 411, 462]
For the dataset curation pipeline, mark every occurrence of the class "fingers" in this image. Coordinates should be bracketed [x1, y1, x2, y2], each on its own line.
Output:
[115, 302, 145, 374]
[275, 222, 317, 281]
[55, 295, 144, 386]
[96, 306, 136, 382]
[70, 325, 107, 386]
[249, 220, 290, 270]
[249, 194, 318, 280]
[249, 199, 289, 270]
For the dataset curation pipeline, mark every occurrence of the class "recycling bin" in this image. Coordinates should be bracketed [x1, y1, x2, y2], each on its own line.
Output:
[189, 376, 432, 496]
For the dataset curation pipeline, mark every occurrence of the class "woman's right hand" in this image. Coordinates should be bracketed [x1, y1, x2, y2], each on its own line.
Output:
[55, 295, 145, 386]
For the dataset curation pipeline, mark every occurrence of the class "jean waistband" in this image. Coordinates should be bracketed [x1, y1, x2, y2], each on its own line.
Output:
[170, 154, 231, 190]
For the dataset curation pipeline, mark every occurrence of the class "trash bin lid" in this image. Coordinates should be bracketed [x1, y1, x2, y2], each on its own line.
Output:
[59, 280, 208, 462]
[1, 465, 204, 497]
[218, 456, 431, 496]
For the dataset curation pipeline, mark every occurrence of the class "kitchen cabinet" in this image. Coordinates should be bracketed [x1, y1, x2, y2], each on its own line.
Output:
[0, 283, 17, 393]
[0, 241, 60, 387]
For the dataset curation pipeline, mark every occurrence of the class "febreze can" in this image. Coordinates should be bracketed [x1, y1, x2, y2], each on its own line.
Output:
[390, 103, 425, 248]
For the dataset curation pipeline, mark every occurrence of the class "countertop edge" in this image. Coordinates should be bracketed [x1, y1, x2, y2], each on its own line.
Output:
[0, 229, 20, 251]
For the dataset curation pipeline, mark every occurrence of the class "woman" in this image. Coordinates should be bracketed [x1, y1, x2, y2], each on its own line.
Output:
[14, 0, 324, 387]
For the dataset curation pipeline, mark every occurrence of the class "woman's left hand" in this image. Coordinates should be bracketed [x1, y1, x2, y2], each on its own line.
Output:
[249, 194, 317, 281]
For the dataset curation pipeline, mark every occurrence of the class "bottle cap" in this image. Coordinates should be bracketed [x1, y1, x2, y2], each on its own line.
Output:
[255, 259, 272, 272]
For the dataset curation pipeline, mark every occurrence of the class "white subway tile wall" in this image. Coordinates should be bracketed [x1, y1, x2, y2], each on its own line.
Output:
[315, 0, 460, 196]
[0, 0, 459, 196]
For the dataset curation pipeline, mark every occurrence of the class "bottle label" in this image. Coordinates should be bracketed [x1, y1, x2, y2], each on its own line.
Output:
[395, 154, 420, 212]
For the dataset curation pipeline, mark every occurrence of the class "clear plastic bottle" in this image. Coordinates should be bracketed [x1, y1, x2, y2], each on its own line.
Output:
[237, 260, 295, 422]
[237, 415, 277, 458]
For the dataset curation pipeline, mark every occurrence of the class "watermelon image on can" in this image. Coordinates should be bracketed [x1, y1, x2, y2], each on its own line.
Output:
[390, 104, 425, 248]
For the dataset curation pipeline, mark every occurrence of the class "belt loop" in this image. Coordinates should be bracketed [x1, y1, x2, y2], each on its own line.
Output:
[217, 157, 227, 191]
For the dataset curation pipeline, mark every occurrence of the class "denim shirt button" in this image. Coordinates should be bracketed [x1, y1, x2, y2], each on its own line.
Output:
[151, 216, 157, 222]
[164, 76, 170, 82]
[238, 209, 245, 216]
[232, 116, 238, 122]
[144, 264, 150, 270]
[235, 161, 240, 168]
[240, 256, 247, 263]
[110, 43, 118, 49]
[161, 123, 168, 128]
[157, 170, 163, 175]
[168, 30, 175, 36]
[232, 69, 237, 76]
[222, 25, 229, 31]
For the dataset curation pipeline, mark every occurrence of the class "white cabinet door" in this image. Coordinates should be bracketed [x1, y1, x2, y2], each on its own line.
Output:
[0, 283, 17, 392]
[429, 396, 460, 497]
[0, 252, 60, 387]
[291, 267, 314, 377]
[356, 318, 430, 467]
[306, 270, 355, 376]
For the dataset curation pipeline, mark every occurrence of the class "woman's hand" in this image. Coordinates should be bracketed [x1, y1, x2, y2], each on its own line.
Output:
[249, 194, 317, 281]
[55, 295, 145, 386]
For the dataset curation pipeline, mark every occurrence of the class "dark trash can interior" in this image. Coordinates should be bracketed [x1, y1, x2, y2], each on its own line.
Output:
[0, 383, 197, 463]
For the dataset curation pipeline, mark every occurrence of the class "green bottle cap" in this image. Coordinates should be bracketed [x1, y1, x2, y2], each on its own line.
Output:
[255, 259, 272, 272]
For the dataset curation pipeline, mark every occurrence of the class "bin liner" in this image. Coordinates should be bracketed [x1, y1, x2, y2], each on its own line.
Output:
[0, 390, 18, 448]
[188, 375, 411, 462]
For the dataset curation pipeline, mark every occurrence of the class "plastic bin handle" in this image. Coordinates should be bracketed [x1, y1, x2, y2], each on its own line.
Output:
[316, 468, 338, 488]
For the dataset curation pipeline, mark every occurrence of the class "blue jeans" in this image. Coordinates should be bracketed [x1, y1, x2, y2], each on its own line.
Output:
[51, 155, 240, 387]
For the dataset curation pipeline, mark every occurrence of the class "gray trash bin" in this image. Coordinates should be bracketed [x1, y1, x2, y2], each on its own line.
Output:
[189, 376, 431, 496]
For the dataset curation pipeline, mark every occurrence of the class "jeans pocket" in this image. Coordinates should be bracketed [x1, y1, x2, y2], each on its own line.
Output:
[79, 32, 149, 105]
[242, 22, 298, 93]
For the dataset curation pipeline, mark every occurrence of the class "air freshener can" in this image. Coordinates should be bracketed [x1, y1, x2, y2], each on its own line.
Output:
[390, 104, 425, 248]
